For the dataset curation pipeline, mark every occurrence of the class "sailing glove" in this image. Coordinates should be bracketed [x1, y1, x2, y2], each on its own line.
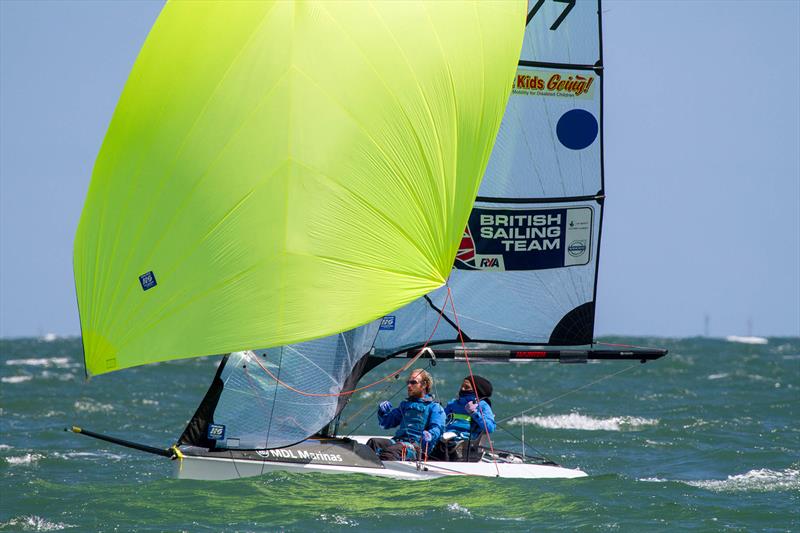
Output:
[465, 401, 478, 414]
[421, 430, 432, 444]
[378, 401, 392, 415]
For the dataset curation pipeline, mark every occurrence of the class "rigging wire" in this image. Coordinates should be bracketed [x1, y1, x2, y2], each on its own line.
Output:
[341, 358, 437, 437]
[250, 291, 451, 398]
[446, 286, 501, 476]
[497, 362, 639, 424]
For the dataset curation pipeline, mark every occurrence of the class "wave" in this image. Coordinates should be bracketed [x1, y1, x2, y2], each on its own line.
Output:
[507, 413, 658, 431]
[5, 357, 73, 368]
[5, 453, 43, 466]
[73, 400, 114, 413]
[1, 375, 32, 384]
[446, 503, 472, 516]
[685, 468, 799, 492]
[317, 514, 359, 527]
[0, 516, 73, 531]
[51, 451, 125, 461]
[641, 468, 800, 492]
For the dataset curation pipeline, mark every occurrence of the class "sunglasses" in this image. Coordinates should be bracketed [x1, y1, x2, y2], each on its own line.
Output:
[406, 379, 420, 385]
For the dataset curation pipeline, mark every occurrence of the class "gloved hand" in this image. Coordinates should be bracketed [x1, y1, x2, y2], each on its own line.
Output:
[378, 401, 393, 415]
[466, 400, 478, 414]
[421, 430, 432, 444]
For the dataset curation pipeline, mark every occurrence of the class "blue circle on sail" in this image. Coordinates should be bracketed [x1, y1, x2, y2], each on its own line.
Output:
[556, 109, 598, 150]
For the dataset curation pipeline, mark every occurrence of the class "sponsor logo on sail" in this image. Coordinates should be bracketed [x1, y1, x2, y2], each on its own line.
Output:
[380, 316, 396, 330]
[207, 423, 225, 440]
[513, 69, 595, 99]
[139, 271, 157, 291]
[568, 240, 587, 257]
[454, 206, 593, 271]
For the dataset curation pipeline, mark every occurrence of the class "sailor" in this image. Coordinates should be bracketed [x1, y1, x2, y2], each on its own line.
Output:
[432, 375, 496, 461]
[366, 369, 445, 461]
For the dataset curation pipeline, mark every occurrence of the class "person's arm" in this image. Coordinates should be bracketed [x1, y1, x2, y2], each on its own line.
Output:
[471, 401, 496, 434]
[378, 402, 403, 429]
[426, 403, 446, 442]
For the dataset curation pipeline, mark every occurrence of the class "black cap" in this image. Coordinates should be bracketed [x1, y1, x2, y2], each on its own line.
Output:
[464, 375, 492, 402]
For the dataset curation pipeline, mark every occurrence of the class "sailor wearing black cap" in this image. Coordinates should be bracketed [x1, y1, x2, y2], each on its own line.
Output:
[433, 375, 496, 463]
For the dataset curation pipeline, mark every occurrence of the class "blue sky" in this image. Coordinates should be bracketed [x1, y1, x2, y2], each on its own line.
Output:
[1, 0, 798, 339]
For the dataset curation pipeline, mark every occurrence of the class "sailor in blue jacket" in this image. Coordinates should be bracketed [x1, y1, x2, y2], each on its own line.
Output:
[366, 369, 445, 461]
[430, 375, 495, 461]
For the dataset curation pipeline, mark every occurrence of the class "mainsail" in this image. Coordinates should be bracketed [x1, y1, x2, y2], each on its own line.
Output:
[73, 1, 526, 376]
[180, 0, 612, 451]
[375, 0, 605, 355]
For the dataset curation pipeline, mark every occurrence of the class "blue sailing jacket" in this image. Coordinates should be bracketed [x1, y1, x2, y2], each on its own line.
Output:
[378, 394, 445, 447]
[444, 393, 495, 441]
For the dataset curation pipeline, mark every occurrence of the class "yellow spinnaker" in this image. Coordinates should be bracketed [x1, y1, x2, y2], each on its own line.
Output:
[74, 1, 525, 376]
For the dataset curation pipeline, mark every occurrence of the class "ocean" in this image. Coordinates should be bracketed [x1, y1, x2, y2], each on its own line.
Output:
[1, 336, 797, 531]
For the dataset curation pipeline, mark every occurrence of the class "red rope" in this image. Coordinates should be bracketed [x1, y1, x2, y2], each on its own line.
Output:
[446, 286, 501, 476]
[252, 291, 451, 398]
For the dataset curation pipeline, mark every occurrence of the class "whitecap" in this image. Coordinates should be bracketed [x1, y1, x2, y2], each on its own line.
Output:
[684, 468, 799, 492]
[1, 515, 73, 531]
[639, 477, 667, 482]
[707, 373, 729, 380]
[318, 514, 359, 527]
[0, 444, 13, 450]
[446, 503, 472, 517]
[5, 357, 74, 368]
[6, 453, 43, 466]
[1, 375, 32, 384]
[73, 400, 114, 413]
[52, 451, 125, 461]
[507, 413, 658, 431]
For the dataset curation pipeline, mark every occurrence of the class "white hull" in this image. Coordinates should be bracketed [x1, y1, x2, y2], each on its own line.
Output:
[173, 436, 587, 481]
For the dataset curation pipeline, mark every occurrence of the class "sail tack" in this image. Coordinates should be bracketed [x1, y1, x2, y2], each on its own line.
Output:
[74, 1, 526, 376]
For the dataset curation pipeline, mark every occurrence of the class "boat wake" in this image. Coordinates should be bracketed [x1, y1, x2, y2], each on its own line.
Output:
[507, 413, 658, 431]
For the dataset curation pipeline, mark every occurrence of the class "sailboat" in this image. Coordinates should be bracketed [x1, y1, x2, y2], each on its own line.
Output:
[70, 0, 666, 480]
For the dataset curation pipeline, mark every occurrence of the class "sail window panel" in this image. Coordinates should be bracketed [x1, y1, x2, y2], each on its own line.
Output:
[209, 321, 380, 450]
[521, 0, 600, 66]
[479, 66, 601, 200]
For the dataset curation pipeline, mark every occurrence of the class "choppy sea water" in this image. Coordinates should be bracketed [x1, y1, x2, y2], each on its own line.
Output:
[1, 336, 797, 531]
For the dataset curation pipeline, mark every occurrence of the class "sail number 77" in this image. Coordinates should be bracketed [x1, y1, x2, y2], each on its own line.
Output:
[527, 0, 576, 31]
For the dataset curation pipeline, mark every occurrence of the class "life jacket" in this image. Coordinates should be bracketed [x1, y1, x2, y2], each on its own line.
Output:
[394, 396, 434, 444]
[445, 393, 493, 441]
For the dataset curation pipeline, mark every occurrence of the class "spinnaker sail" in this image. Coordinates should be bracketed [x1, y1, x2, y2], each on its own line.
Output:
[73, 1, 526, 376]
[179, 0, 617, 452]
